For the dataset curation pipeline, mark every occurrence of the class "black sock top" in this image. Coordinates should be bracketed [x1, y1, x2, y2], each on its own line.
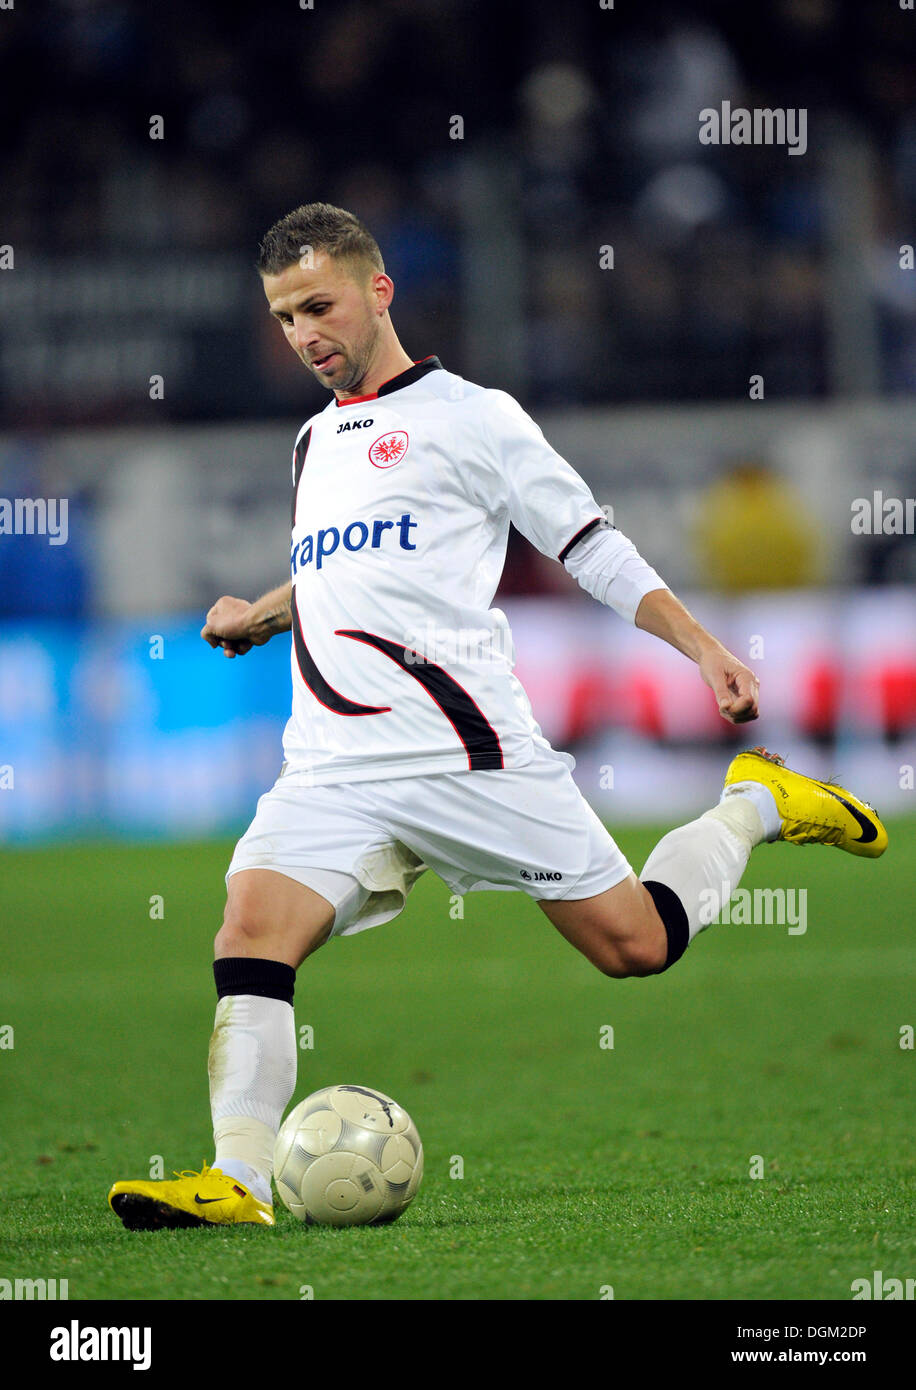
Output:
[213, 956, 295, 1004]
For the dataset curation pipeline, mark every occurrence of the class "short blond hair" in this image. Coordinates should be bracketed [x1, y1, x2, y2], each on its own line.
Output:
[256, 202, 384, 282]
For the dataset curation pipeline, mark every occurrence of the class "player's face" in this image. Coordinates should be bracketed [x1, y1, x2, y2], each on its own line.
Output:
[262, 253, 388, 395]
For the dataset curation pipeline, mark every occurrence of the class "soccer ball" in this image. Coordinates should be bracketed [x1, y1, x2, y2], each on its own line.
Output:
[273, 1084, 423, 1227]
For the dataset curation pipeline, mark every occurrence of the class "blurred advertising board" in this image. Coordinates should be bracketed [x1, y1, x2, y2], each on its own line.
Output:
[0, 589, 913, 841]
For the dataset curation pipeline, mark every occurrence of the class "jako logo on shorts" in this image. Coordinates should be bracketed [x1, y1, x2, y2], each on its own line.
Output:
[291, 512, 418, 576]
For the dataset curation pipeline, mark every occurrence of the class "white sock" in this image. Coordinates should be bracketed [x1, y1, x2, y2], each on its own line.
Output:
[641, 798, 762, 945]
[216, 1155, 273, 1204]
[719, 780, 782, 842]
[208, 993, 297, 1205]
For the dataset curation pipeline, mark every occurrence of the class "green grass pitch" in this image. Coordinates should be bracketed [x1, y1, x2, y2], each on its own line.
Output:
[1, 822, 914, 1301]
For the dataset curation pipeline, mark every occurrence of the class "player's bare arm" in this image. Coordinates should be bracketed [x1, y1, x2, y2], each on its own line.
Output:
[201, 581, 293, 658]
[634, 587, 759, 725]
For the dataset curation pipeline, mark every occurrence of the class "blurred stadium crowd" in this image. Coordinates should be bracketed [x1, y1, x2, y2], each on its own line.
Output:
[3, 0, 916, 430]
[2, 1, 916, 836]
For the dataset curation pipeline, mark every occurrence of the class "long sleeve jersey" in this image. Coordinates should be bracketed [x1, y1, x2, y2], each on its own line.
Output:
[283, 355, 667, 783]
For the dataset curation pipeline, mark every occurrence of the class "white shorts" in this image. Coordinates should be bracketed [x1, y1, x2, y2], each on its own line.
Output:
[226, 744, 632, 936]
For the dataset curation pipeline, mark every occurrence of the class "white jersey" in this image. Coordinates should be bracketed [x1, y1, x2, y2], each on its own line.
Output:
[282, 355, 666, 783]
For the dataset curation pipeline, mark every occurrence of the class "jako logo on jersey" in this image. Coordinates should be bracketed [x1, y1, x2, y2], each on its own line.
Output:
[337, 419, 374, 433]
[519, 870, 562, 882]
[369, 431, 409, 468]
[291, 512, 418, 575]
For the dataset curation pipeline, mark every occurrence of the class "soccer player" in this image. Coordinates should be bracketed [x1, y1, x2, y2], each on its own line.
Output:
[108, 204, 887, 1230]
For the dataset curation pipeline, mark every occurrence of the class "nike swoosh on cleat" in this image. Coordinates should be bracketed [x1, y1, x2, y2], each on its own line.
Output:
[194, 1194, 226, 1205]
[818, 786, 878, 843]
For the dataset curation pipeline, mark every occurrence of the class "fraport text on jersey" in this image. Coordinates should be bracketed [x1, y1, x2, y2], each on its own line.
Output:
[291, 512, 418, 575]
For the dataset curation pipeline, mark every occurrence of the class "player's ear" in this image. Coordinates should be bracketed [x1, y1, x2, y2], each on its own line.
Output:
[370, 272, 395, 315]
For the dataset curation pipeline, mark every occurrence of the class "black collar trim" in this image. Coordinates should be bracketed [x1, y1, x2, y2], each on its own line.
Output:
[335, 355, 443, 406]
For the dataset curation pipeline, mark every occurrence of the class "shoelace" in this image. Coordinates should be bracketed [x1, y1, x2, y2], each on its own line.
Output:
[747, 745, 786, 765]
[172, 1161, 220, 1182]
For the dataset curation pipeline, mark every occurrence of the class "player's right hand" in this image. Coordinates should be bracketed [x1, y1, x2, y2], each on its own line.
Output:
[201, 595, 255, 658]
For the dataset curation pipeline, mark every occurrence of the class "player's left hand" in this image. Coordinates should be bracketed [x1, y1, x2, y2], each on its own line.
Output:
[699, 647, 759, 724]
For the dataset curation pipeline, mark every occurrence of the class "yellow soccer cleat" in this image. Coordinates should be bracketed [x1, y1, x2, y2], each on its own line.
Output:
[108, 1162, 274, 1231]
[724, 746, 888, 858]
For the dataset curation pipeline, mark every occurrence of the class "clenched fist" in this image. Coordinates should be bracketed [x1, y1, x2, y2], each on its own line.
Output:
[201, 596, 258, 658]
[698, 647, 759, 724]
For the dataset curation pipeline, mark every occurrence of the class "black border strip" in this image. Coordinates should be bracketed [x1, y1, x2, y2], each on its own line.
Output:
[336, 629, 504, 770]
[558, 515, 604, 564]
[291, 427, 312, 526]
[291, 595, 390, 716]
